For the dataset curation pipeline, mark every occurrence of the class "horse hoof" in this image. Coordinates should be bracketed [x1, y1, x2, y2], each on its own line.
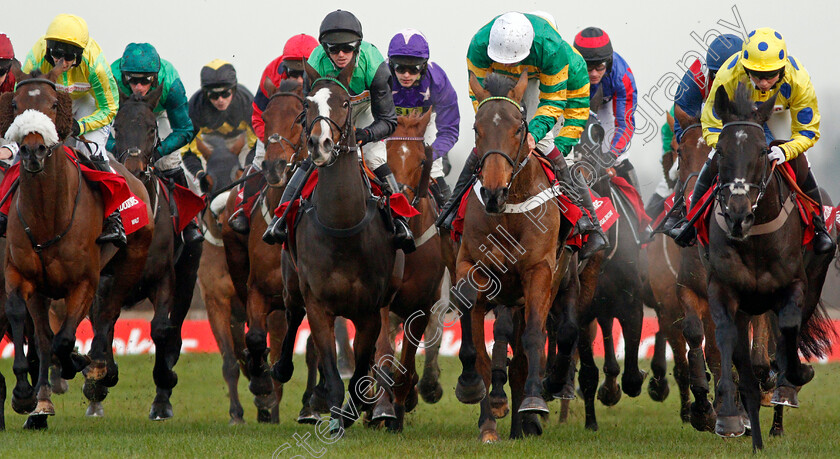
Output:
[556, 383, 576, 400]
[371, 401, 397, 422]
[271, 360, 294, 384]
[770, 426, 784, 437]
[518, 396, 549, 414]
[793, 364, 815, 386]
[521, 413, 543, 437]
[597, 382, 622, 407]
[338, 360, 354, 380]
[647, 376, 670, 402]
[257, 409, 273, 424]
[417, 379, 443, 404]
[405, 386, 419, 413]
[479, 429, 499, 443]
[455, 375, 486, 405]
[254, 392, 278, 411]
[50, 367, 69, 395]
[84, 362, 108, 382]
[12, 394, 37, 415]
[149, 402, 174, 421]
[690, 401, 717, 432]
[622, 370, 647, 397]
[715, 415, 745, 438]
[297, 406, 321, 425]
[760, 390, 774, 407]
[22, 414, 48, 430]
[85, 401, 104, 417]
[489, 394, 509, 419]
[82, 379, 110, 403]
[31, 400, 55, 416]
[229, 417, 246, 426]
[585, 421, 599, 431]
[248, 376, 274, 397]
[771, 385, 799, 408]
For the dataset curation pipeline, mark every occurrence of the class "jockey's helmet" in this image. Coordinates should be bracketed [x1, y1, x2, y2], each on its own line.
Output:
[487, 12, 534, 65]
[574, 27, 613, 73]
[45, 14, 88, 49]
[201, 59, 237, 91]
[706, 34, 743, 72]
[319, 10, 363, 45]
[388, 29, 429, 69]
[120, 43, 161, 86]
[741, 28, 787, 73]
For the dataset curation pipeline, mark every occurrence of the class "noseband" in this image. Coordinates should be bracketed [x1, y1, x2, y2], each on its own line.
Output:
[475, 96, 529, 186]
[306, 77, 357, 167]
[385, 135, 427, 206]
[716, 120, 772, 215]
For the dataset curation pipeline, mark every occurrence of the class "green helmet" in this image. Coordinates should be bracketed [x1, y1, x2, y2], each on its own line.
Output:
[120, 43, 161, 74]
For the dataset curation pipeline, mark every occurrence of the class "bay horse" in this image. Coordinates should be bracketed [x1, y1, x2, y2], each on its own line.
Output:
[705, 83, 834, 451]
[368, 111, 449, 431]
[106, 87, 203, 420]
[453, 71, 574, 441]
[0, 67, 152, 429]
[564, 106, 648, 431]
[272, 60, 399, 432]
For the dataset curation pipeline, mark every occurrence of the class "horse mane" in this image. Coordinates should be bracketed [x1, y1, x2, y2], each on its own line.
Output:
[483, 73, 516, 97]
[730, 82, 755, 120]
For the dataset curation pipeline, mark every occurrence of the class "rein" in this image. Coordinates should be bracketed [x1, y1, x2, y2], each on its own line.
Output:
[716, 121, 772, 215]
[475, 96, 529, 187]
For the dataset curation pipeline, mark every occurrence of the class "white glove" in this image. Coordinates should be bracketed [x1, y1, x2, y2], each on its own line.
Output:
[668, 157, 679, 181]
[768, 145, 786, 164]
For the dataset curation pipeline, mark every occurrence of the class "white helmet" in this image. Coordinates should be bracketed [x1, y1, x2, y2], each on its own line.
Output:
[487, 12, 534, 64]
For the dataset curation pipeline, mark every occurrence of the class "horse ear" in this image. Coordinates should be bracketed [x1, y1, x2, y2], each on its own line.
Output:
[337, 57, 356, 89]
[673, 104, 697, 134]
[118, 89, 130, 106]
[510, 70, 528, 103]
[304, 60, 320, 86]
[46, 65, 64, 82]
[754, 89, 779, 125]
[146, 83, 164, 110]
[10, 59, 24, 83]
[0, 92, 14, 140]
[468, 72, 489, 104]
[590, 85, 604, 113]
[713, 84, 731, 124]
[263, 76, 278, 98]
[418, 107, 433, 131]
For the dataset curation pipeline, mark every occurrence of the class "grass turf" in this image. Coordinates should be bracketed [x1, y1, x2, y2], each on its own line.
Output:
[1, 354, 839, 458]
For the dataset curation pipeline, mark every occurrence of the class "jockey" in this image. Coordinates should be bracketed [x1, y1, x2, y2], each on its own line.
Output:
[1, 14, 124, 245]
[262, 9, 415, 253]
[573, 27, 639, 190]
[228, 33, 318, 234]
[181, 59, 257, 197]
[387, 28, 460, 206]
[668, 28, 835, 254]
[439, 11, 608, 259]
[0, 33, 18, 163]
[660, 34, 742, 231]
[109, 42, 203, 244]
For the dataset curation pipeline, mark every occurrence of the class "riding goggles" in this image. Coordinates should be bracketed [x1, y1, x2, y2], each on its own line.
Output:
[49, 47, 80, 63]
[286, 68, 304, 79]
[206, 88, 233, 100]
[324, 41, 360, 55]
[125, 74, 155, 86]
[392, 63, 423, 75]
[745, 68, 781, 81]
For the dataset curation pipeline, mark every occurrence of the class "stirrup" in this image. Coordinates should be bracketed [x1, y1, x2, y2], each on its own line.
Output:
[394, 218, 416, 254]
[262, 216, 287, 245]
[670, 221, 697, 248]
[228, 208, 250, 234]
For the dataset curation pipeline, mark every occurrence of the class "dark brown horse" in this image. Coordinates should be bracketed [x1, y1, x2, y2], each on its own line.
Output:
[0, 68, 152, 429]
[368, 111, 449, 431]
[106, 88, 203, 420]
[453, 72, 574, 441]
[705, 83, 834, 451]
[272, 61, 399, 433]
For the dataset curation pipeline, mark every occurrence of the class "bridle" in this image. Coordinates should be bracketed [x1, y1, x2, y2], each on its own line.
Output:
[14, 78, 61, 167]
[385, 135, 427, 206]
[114, 101, 161, 183]
[264, 91, 307, 186]
[305, 77, 356, 167]
[715, 120, 772, 215]
[475, 96, 529, 187]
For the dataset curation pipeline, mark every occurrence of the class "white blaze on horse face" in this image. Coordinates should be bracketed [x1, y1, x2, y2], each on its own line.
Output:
[729, 178, 750, 195]
[696, 136, 706, 148]
[735, 129, 747, 145]
[400, 144, 410, 169]
[492, 113, 501, 126]
[307, 87, 333, 163]
[28, 89, 41, 97]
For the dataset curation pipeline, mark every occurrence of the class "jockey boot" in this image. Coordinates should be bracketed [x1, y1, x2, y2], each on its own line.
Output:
[615, 160, 641, 191]
[375, 165, 416, 254]
[263, 159, 312, 245]
[645, 193, 667, 221]
[228, 168, 264, 235]
[89, 159, 127, 248]
[162, 168, 204, 244]
[668, 157, 716, 247]
[436, 152, 480, 230]
[429, 178, 451, 209]
[801, 170, 836, 254]
[0, 213, 7, 238]
[553, 157, 608, 260]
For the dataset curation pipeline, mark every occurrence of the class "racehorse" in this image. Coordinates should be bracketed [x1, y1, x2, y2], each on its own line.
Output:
[0, 67, 152, 429]
[704, 83, 834, 450]
[369, 111, 449, 431]
[565, 104, 648, 431]
[453, 71, 574, 441]
[271, 61, 399, 432]
[105, 87, 203, 420]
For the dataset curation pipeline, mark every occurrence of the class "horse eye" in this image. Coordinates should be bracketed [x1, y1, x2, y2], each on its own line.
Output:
[11, 100, 17, 110]
[342, 100, 349, 108]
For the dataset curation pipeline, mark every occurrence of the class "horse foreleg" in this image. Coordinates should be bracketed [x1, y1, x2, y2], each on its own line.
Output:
[82, 275, 122, 418]
[489, 305, 512, 419]
[305, 304, 343, 432]
[578, 319, 599, 431]
[776, 281, 811, 388]
[618, 296, 647, 398]
[147, 270, 177, 421]
[335, 317, 355, 379]
[26, 294, 54, 425]
[271, 306, 305, 385]
[5, 281, 37, 415]
[679, 285, 715, 431]
[371, 307, 397, 424]
[708, 281, 745, 439]
[205, 290, 244, 424]
[733, 313, 764, 451]
[388, 306, 429, 432]
[518, 264, 551, 415]
[417, 289, 444, 404]
[244, 286, 272, 397]
[453, 261, 484, 404]
[343, 315, 381, 430]
[597, 317, 622, 407]
[264, 309, 286, 423]
[544, 278, 579, 400]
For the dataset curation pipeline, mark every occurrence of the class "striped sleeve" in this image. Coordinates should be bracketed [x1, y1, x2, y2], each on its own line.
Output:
[555, 50, 589, 155]
[609, 67, 637, 155]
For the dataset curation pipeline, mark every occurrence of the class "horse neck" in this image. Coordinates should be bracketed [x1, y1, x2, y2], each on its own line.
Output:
[19, 148, 78, 229]
[508, 156, 546, 199]
[312, 147, 367, 227]
[753, 170, 785, 224]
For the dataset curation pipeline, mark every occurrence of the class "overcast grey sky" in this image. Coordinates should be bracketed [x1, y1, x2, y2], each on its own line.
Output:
[4, 0, 839, 196]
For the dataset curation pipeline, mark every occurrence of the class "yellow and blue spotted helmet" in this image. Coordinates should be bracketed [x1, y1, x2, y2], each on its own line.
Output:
[741, 28, 787, 72]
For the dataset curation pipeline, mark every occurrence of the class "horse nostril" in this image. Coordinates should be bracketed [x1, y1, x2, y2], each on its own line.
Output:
[308, 136, 318, 152]
[501, 187, 509, 199]
[480, 187, 489, 202]
[323, 137, 334, 152]
[744, 213, 755, 227]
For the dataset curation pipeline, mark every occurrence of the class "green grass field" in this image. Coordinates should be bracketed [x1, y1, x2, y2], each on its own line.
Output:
[1, 354, 839, 458]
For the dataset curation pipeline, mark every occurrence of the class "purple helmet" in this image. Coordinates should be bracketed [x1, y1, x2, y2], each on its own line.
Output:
[388, 28, 429, 65]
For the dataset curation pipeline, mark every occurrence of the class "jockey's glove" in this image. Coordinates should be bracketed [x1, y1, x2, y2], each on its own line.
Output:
[72, 120, 81, 137]
[355, 128, 373, 146]
[768, 145, 786, 164]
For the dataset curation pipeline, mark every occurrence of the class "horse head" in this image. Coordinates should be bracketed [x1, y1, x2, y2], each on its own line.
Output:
[673, 104, 710, 195]
[261, 77, 306, 188]
[304, 60, 355, 167]
[386, 110, 433, 202]
[469, 71, 528, 214]
[112, 84, 164, 180]
[713, 82, 777, 240]
[0, 65, 74, 173]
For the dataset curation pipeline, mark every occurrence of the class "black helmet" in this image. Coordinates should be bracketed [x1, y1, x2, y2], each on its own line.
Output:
[319, 10, 363, 44]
